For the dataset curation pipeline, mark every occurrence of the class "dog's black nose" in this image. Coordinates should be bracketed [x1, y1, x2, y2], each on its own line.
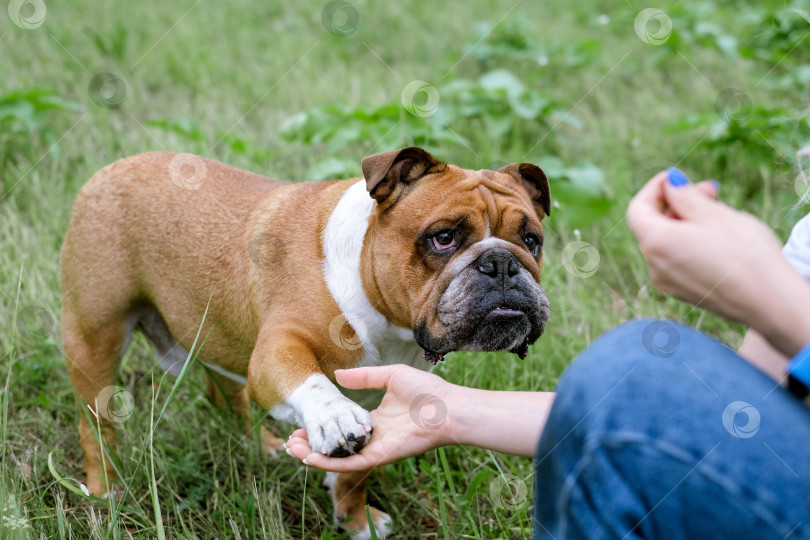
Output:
[476, 249, 520, 279]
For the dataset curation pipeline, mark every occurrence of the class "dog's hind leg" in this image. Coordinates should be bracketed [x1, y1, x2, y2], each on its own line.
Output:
[205, 372, 285, 452]
[62, 304, 130, 496]
[61, 164, 144, 497]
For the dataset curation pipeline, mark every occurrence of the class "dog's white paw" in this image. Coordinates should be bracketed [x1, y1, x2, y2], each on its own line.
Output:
[274, 373, 373, 457]
[305, 395, 372, 457]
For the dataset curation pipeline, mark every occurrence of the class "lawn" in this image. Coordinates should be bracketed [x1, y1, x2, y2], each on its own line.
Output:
[1, 0, 809, 538]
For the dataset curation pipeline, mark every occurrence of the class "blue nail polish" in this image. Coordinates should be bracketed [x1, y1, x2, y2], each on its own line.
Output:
[708, 180, 720, 192]
[667, 167, 689, 187]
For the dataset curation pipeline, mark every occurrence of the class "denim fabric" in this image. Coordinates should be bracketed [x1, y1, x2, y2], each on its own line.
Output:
[534, 319, 810, 540]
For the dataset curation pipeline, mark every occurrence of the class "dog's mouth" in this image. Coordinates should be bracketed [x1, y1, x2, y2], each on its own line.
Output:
[421, 304, 534, 365]
[488, 305, 525, 318]
[423, 350, 446, 365]
[417, 276, 550, 366]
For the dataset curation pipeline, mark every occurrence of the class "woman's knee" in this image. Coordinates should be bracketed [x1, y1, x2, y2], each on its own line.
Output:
[550, 319, 737, 427]
[558, 320, 682, 390]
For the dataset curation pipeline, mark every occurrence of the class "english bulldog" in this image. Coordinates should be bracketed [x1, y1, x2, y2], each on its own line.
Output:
[60, 147, 551, 538]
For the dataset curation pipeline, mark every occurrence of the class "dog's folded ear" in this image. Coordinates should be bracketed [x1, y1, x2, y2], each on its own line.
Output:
[362, 147, 447, 206]
[498, 163, 551, 219]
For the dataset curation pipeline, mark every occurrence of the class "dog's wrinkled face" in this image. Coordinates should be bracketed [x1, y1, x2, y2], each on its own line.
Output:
[361, 147, 551, 360]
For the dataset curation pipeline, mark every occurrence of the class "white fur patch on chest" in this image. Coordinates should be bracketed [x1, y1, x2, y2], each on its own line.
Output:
[322, 180, 426, 371]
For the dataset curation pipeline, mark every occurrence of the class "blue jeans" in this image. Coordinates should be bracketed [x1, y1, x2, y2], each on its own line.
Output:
[534, 320, 810, 539]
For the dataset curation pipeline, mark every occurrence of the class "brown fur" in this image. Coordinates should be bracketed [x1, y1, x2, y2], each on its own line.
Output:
[360, 163, 547, 340]
[60, 148, 549, 533]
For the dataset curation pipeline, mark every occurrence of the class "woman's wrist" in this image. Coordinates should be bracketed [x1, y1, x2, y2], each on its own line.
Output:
[440, 384, 555, 457]
[438, 382, 473, 448]
[754, 263, 810, 357]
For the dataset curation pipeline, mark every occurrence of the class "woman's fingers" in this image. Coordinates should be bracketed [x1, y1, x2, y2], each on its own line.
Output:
[334, 364, 406, 390]
[694, 180, 719, 201]
[662, 179, 725, 222]
[285, 433, 381, 472]
[626, 171, 669, 237]
[300, 451, 376, 472]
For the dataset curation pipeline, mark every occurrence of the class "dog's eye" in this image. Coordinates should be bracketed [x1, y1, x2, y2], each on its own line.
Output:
[431, 231, 457, 251]
[524, 234, 541, 256]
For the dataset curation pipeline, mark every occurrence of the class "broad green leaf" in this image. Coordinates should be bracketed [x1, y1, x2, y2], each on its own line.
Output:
[478, 69, 525, 100]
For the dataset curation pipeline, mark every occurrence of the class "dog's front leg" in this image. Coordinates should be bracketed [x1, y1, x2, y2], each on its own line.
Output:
[247, 326, 372, 457]
[325, 470, 392, 539]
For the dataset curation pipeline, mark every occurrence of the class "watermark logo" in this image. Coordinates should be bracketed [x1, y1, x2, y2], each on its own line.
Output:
[88, 73, 127, 110]
[722, 401, 760, 438]
[328, 313, 369, 351]
[401, 80, 440, 118]
[634, 8, 672, 46]
[249, 232, 288, 270]
[16, 304, 56, 340]
[641, 321, 680, 358]
[321, 0, 359, 37]
[561, 240, 600, 278]
[95, 386, 135, 424]
[489, 473, 529, 510]
[8, 0, 46, 29]
[714, 88, 752, 123]
[408, 393, 447, 431]
[168, 153, 207, 190]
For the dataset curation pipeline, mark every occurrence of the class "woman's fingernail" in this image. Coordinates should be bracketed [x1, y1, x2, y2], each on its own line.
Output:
[302, 459, 310, 465]
[708, 180, 720, 192]
[667, 167, 689, 187]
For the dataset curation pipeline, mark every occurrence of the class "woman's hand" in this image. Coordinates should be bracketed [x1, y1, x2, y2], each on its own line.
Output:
[285, 364, 452, 472]
[627, 170, 810, 356]
[285, 364, 556, 471]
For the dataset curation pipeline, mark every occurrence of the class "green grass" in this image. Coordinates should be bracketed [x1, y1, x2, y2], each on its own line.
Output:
[2, 0, 809, 537]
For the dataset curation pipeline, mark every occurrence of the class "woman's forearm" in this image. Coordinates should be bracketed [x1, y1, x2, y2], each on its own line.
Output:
[442, 386, 555, 457]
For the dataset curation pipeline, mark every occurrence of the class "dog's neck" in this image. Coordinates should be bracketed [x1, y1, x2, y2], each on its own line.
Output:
[322, 181, 415, 360]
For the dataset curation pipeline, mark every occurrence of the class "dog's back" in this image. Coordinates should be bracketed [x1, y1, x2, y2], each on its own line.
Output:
[62, 152, 288, 341]
[60, 152, 290, 493]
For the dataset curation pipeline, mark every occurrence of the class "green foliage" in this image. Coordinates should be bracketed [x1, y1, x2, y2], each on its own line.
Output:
[629, 3, 740, 64]
[464, 19, 599, 69]
[535, 157, 612, 228]
[146, 117, 205, 142]
[280, 68, 574, 150]
[440, 68, 579, 136]
[741, 3, 810, 91]
[278, 64, 611, 227]
[668, 104, 810, 185]
[147, 117, 271, 164]
[91, 23, 130, 64]
[741, 3, 810, 66]
[662, 2, 810, 186]
[279, 102, 449, 154]
[0, 89, 83, 159]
